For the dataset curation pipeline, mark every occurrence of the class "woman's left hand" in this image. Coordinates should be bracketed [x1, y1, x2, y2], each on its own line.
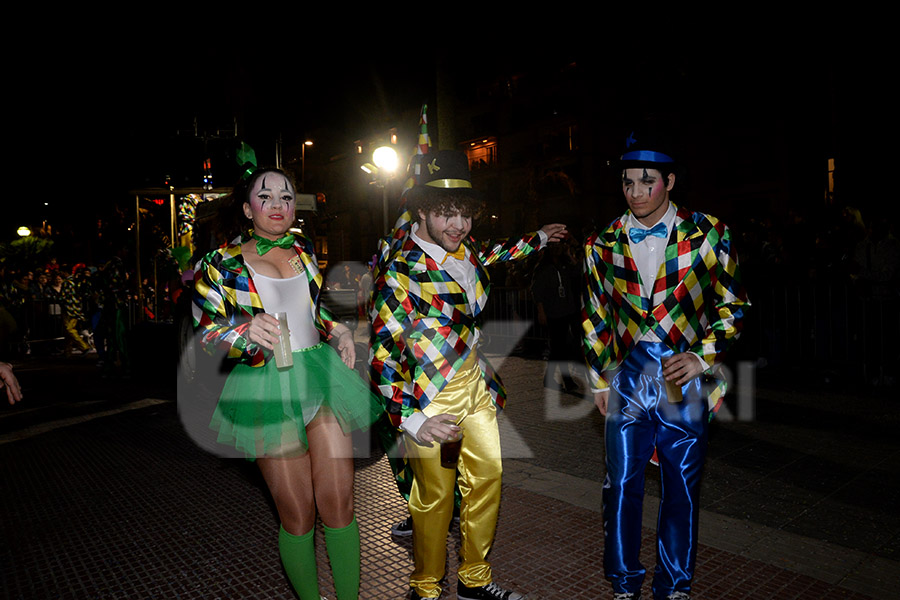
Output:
[336, 329, 356, 369]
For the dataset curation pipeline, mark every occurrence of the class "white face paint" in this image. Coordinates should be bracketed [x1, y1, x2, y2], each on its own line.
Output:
[622, 167, 674, 227]
[243, 172, 296, 239]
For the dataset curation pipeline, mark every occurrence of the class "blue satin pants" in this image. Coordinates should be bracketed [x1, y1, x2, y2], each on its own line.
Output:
[603, 342, 708, 599]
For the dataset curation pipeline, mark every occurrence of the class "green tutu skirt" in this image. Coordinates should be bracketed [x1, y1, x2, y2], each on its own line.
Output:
[210, 342, 382, 459]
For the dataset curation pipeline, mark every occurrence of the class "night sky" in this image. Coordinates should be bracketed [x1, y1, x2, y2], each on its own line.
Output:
[7, 29, 868, 247]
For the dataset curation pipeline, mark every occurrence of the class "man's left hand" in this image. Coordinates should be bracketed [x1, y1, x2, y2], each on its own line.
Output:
[662, 353, 706, 386]
[540, 223, 568, 243]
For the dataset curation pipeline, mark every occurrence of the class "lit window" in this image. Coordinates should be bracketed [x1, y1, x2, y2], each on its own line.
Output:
[465, 137, 498, 170]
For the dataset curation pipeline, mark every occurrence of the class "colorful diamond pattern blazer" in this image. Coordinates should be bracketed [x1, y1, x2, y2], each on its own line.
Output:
[192, 233, 337, 367]
[581, 204, 749, 412]
[370, 226, 543, 427]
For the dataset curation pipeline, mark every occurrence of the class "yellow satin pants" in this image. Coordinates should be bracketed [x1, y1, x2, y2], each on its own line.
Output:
[406, 353, 502, 598]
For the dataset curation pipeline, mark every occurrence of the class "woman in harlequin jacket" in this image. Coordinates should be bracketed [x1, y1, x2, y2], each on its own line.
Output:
[192, 167, 380, 600]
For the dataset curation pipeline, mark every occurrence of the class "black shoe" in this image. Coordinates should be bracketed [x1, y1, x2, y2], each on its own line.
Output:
[666, 593, 690, 600]
[613, 593, 641, 600]
[391, 516, 413, 536]
[457, 581, 524, 600]
[407, 589, 439, 599]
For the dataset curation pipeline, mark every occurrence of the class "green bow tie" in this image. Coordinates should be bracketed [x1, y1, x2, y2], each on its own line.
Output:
[252, 233, 295, 255]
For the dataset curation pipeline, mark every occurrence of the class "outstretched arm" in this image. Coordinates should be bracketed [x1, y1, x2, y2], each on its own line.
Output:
[540, 223, 568, 243]
[476, 223, 568, 266]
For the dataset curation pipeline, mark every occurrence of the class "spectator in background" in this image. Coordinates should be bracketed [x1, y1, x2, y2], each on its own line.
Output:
[61, 266, 94, 356]
[531, 238, 582, 392]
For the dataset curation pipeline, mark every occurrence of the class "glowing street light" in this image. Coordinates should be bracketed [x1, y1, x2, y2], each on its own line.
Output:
[373, 145, 399, 173]
[301, 140, 313, 191]
[17, 226, 31, 237]
[372, 145, 399, 235]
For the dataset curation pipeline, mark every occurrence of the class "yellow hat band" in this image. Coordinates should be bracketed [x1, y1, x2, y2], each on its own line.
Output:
[426, 179, 472, 189]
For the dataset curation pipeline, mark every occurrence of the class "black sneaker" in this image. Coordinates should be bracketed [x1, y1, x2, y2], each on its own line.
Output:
[666, 593, 690, 600]
[457, 581, 524, 600]
[407, 589, 439, 599]
[613, 593, 641, 600]
[391, 516, 413, 536]
[393, 514, 458, 536]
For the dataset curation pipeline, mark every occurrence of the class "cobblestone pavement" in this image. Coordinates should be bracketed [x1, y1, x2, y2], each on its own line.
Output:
[1, 347, 897, 599]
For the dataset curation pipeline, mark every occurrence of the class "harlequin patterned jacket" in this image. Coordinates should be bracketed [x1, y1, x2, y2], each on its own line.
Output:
[192, 233, 337, 367]
[370, 226, 543, 427]
[582, 204, 749, 412]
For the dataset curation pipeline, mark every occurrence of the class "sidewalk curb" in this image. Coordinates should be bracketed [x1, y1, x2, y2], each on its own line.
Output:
[502, 458, 899, 600]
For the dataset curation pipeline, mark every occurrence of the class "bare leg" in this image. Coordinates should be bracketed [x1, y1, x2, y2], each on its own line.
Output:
[306, 412, 355, 528]
[258, 454, 319, 600]
[258, 453, 316, 535]
[258, 413, 359, 599]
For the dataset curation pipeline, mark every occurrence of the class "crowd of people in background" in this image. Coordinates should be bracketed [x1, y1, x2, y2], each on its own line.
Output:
[0, 256, 151, 376]
[734, 204, 899, 295]
[1, 201, 896, 380]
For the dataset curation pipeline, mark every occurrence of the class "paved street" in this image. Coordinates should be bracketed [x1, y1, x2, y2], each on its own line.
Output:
[1, 329, 898, 599]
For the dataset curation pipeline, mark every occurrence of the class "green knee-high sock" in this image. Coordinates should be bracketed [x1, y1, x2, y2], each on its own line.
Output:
[278, 525, 321, 600]
[324, 515, 360, 600]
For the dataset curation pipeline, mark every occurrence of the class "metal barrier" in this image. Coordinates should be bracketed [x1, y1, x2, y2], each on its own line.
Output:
[2, 297, 147, 357]
[7, 283, 895, 387]
[17, 299, 66, 350]
[745, 283, 897, 385]
[482, 284, 897, 386]
[480, 286, 546, 354]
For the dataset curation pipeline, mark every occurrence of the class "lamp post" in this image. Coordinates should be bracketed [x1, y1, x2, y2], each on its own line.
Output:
[372, 145, 399, 235]
[301, 140, 313, 191]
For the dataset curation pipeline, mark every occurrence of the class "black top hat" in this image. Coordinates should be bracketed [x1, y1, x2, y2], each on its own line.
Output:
[405, 149, 482, 212]
[416, 150, 476, 192]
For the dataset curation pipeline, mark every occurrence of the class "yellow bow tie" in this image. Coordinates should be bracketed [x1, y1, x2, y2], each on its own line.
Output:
[441, 246, 466, 263]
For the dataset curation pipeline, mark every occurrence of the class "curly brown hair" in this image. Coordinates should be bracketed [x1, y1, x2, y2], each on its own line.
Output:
[408, 188, 484, 222]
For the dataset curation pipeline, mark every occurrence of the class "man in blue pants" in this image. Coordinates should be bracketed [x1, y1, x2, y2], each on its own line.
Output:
[582, 127, 749, 599]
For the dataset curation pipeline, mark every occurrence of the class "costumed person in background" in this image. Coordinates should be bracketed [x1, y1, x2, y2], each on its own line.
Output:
[582, 127, 749, 600]
[531, 237, 583, 393]
[62, 265, 95, 356]
[192, 166, 381, 600]
[370, 149, 567, 600]
[97, 256, 130, 377]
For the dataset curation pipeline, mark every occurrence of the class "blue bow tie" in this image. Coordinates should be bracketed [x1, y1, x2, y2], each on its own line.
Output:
[629, 222, 668, 244]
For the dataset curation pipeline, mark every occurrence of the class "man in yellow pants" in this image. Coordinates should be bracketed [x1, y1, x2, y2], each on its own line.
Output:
[370, 150, 566, 600]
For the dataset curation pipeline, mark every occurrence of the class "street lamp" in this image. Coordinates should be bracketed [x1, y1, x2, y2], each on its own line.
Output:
[372, 145, 399, 235]
[301, 140, 313, 191]
[17, 226, 31, 237]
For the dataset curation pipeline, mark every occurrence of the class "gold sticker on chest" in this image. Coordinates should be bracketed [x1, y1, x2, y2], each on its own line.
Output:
[288, 256, 305, 275]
